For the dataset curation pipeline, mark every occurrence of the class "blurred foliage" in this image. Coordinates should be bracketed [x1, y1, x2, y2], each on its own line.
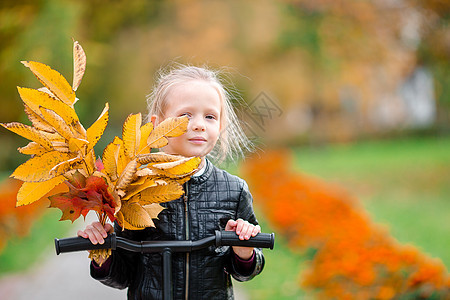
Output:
[0, 0, 449, 169]
[243, 148, 449, 299]
[0, 178, 47, 252]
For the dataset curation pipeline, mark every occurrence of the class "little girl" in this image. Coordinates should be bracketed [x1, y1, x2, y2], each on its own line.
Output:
[78, 65, 265, 299]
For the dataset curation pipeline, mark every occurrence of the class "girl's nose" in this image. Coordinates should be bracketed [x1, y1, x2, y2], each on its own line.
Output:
[191, 117, 205, 131]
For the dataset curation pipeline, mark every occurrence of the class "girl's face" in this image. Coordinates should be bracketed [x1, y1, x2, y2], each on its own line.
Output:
[155, 80, 222, 163]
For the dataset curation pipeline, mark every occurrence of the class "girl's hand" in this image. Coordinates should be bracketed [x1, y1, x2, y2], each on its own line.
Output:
[225, 219, 261, 260]
[77, 221, 114, 245]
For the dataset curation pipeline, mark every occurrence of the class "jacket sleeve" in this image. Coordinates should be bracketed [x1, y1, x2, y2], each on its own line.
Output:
[90, 222, 141, 289]
[228, 179, 265, 282]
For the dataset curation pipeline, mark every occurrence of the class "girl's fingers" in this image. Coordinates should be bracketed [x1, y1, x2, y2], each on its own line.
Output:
[225, 219, 237, 231]
[92, 222, 108, 238]
[251, 225, 261, 237]
[239, 220, 252, 240]
[104, 223, 114, 234]
[77, 230, 88, 238]
[236, 219, 245, 236]
[244, 223, 255, 240]
[227, 219, 261, 240]
[84, 227, 100, 244]
[84, 222, 109, 244]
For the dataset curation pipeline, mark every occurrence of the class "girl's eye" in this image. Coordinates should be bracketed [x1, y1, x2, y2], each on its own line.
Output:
[180, 113, 191, 118]
[206, 115, 217, 120]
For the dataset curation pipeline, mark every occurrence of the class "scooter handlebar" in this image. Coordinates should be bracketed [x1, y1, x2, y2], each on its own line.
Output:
[215, 231, 274, 249]
[55, 233, 117, 255]
[55, 231, 275, 255]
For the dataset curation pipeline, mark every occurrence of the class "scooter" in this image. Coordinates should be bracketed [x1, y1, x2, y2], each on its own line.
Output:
[55, 231, 275, 300]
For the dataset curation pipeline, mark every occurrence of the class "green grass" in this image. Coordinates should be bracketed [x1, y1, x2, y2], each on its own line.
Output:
[291, 136, 450, 268]
[233, 219, 308, 300]
[237, 136, 450, 299]
[0, 210, 72, 275]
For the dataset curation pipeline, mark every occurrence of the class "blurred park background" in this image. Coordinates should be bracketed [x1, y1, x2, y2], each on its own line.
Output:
[0, 0, 449, 299]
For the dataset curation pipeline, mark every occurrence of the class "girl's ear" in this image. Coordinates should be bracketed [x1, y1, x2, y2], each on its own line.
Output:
[150, 115, 158, 127]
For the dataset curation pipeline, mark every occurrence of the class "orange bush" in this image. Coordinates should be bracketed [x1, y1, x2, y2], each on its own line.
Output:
[242, 149, 450, 299]
[0, 178, 67, 253]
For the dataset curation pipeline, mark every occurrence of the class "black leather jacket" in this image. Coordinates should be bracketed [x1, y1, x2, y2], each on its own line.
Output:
[91, 159, 265, 299]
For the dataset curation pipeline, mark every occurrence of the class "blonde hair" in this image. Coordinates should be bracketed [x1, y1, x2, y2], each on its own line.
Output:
[146, 64, 252, 163]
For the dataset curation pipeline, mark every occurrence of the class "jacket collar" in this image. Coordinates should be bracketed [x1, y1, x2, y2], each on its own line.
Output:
[189, 158, 213, 184]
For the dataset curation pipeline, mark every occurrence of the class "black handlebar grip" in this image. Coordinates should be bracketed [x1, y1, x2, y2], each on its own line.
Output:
[215, 231, 275, 250]
[55, 232, 117, 255]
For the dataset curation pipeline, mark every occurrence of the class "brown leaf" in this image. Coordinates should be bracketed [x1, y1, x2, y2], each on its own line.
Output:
[72, 39, 86, 91]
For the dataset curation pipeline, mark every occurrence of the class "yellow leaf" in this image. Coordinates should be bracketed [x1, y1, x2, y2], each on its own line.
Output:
[135, 167, 158, 177]
[102, 142, 119, 181]
[136, 152, 184, 165]
[147, 116, 189, 148]
[139, 180, 184, 204]
[117, 210, 147, 230]
[39, 130, 65, 142]
[17, 87, 79, 128]
[81, 149, 96, 175]
[116, 159, 138, 190]
[120, 201, 154, 228]
[124, 221, 148, 230]
[151, 156, 201, 178]
[21, 61, 76, 106]
[122, 178, 156, 201]
[16, 175, 66, 206]
[11, 151, 72, 182]
[129, 176, 147, 186]
[86, 103, 109, 152]
[50, 156, 83, 177]
[143, 203, 165, 219]
[18, 142, 47, 156]
[122, 113, 141, 159]
[138, 122, 153, 154]
[37, 86, 56, 98]
[68, 137, 89, 153]
[174, 176, 191, 185]
[39, 107, 74, 141]
[24, 105, 54, 133]
[113, 137, 128, 175]
[115, 210, 126, 229]
[1, 122, 53, 150]
[72, 40, 86, 91]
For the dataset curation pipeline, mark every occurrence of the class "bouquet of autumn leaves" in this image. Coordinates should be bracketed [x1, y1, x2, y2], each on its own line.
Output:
[1, 40, 200, 264]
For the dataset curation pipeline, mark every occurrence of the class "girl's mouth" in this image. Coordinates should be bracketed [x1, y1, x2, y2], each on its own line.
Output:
[189, 137, 207, 144]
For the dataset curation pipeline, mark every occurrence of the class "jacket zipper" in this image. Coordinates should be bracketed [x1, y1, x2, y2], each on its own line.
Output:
[184, 183, 190, 300]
